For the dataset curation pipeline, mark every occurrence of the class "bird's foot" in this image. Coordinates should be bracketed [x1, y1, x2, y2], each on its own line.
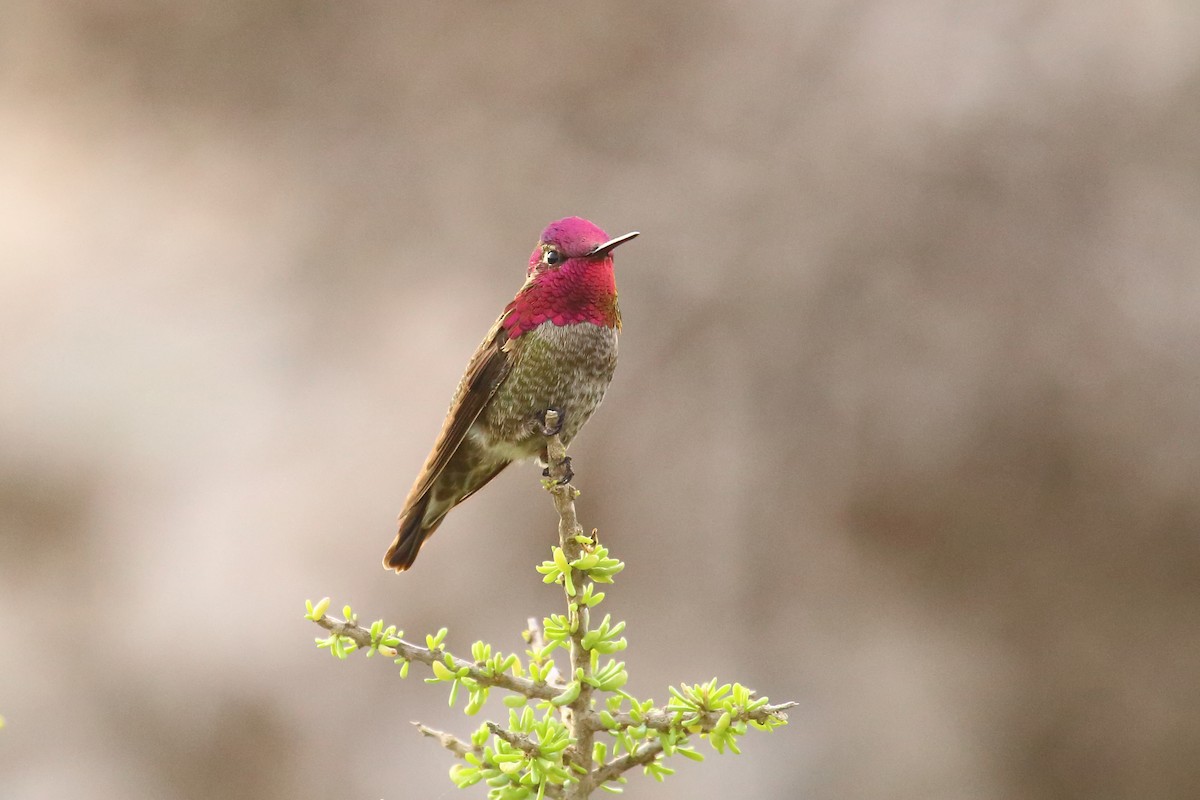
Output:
[542, 456, 573, 485]
[539, 407, 565, 437]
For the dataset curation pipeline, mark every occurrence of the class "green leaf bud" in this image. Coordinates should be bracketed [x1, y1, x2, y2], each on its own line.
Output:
[550, 681, 581, 707]
[310, 597, 331, 620]
[599, 670, 628, 692]
[571, 553, 600, 571]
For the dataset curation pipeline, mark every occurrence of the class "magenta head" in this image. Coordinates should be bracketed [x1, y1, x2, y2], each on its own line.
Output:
[504, 217, 638, 336]
[527, 216, 639, 274]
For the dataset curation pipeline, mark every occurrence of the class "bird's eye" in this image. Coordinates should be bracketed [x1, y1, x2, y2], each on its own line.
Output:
[544, 249, 563, 266]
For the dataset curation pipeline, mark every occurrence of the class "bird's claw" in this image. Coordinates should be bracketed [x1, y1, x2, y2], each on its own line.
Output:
[542, 456, 573, 485]
[540, 407, 565, 437]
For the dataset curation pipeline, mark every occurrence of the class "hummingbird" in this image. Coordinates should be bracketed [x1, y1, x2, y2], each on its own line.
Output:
[383, 217, 639, 572]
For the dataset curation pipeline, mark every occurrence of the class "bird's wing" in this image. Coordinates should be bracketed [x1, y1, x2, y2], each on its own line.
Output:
[401, 313, 515, 510]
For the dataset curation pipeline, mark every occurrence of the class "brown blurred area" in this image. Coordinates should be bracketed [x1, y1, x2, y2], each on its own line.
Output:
[2, 2, 1199, 798]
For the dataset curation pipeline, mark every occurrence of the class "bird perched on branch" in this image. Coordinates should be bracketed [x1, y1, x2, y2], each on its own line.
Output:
[384, 217, 639, 572]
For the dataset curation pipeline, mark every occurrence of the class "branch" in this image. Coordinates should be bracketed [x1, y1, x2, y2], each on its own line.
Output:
[414, 723, 480, 759]
[525, 616, 563, 686]
[312, 614, 560, 701]
[542, 412, 596, 798]
[419, 722, 569, 800]
[483, 723, 573, 799]
[579, 703, 797, 792]
[588, 701, 798, 733]
[543, 411, 584, 553]
[588, 740, 666, 790]
[485, 721, 541, 757]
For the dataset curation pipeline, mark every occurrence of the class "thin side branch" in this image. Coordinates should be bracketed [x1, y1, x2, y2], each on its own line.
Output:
[312, 614, 561, 701]
[585, 701, 798, 733]
[580, 704, 797, 792]
[526, 616, 563, 686]
[414, 723, 480, 759]
[485, 722, 541, 758]
[417, 723, 567, 800]
[588, 741, 666, 790]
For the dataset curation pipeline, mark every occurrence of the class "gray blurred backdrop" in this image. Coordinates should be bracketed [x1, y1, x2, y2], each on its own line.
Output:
[2, 2, 1199, 799]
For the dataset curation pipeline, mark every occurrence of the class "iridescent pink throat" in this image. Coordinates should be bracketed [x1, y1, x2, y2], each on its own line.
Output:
[501, 258, 620, 339]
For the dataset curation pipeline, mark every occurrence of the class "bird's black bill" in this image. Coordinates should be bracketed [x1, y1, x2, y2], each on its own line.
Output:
[587, 231, 640, 257]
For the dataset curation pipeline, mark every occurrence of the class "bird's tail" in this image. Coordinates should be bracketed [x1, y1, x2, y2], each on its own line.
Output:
[383, 493, 440, 572]
[383, 456, 511, 572]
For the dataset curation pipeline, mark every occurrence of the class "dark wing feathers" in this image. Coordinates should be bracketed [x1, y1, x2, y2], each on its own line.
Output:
[409, 318, 512, 505]
[383, 315, 515, 571]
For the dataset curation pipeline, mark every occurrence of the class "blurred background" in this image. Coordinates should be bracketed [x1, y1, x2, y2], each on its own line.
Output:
[2, 2, 1198, 798]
